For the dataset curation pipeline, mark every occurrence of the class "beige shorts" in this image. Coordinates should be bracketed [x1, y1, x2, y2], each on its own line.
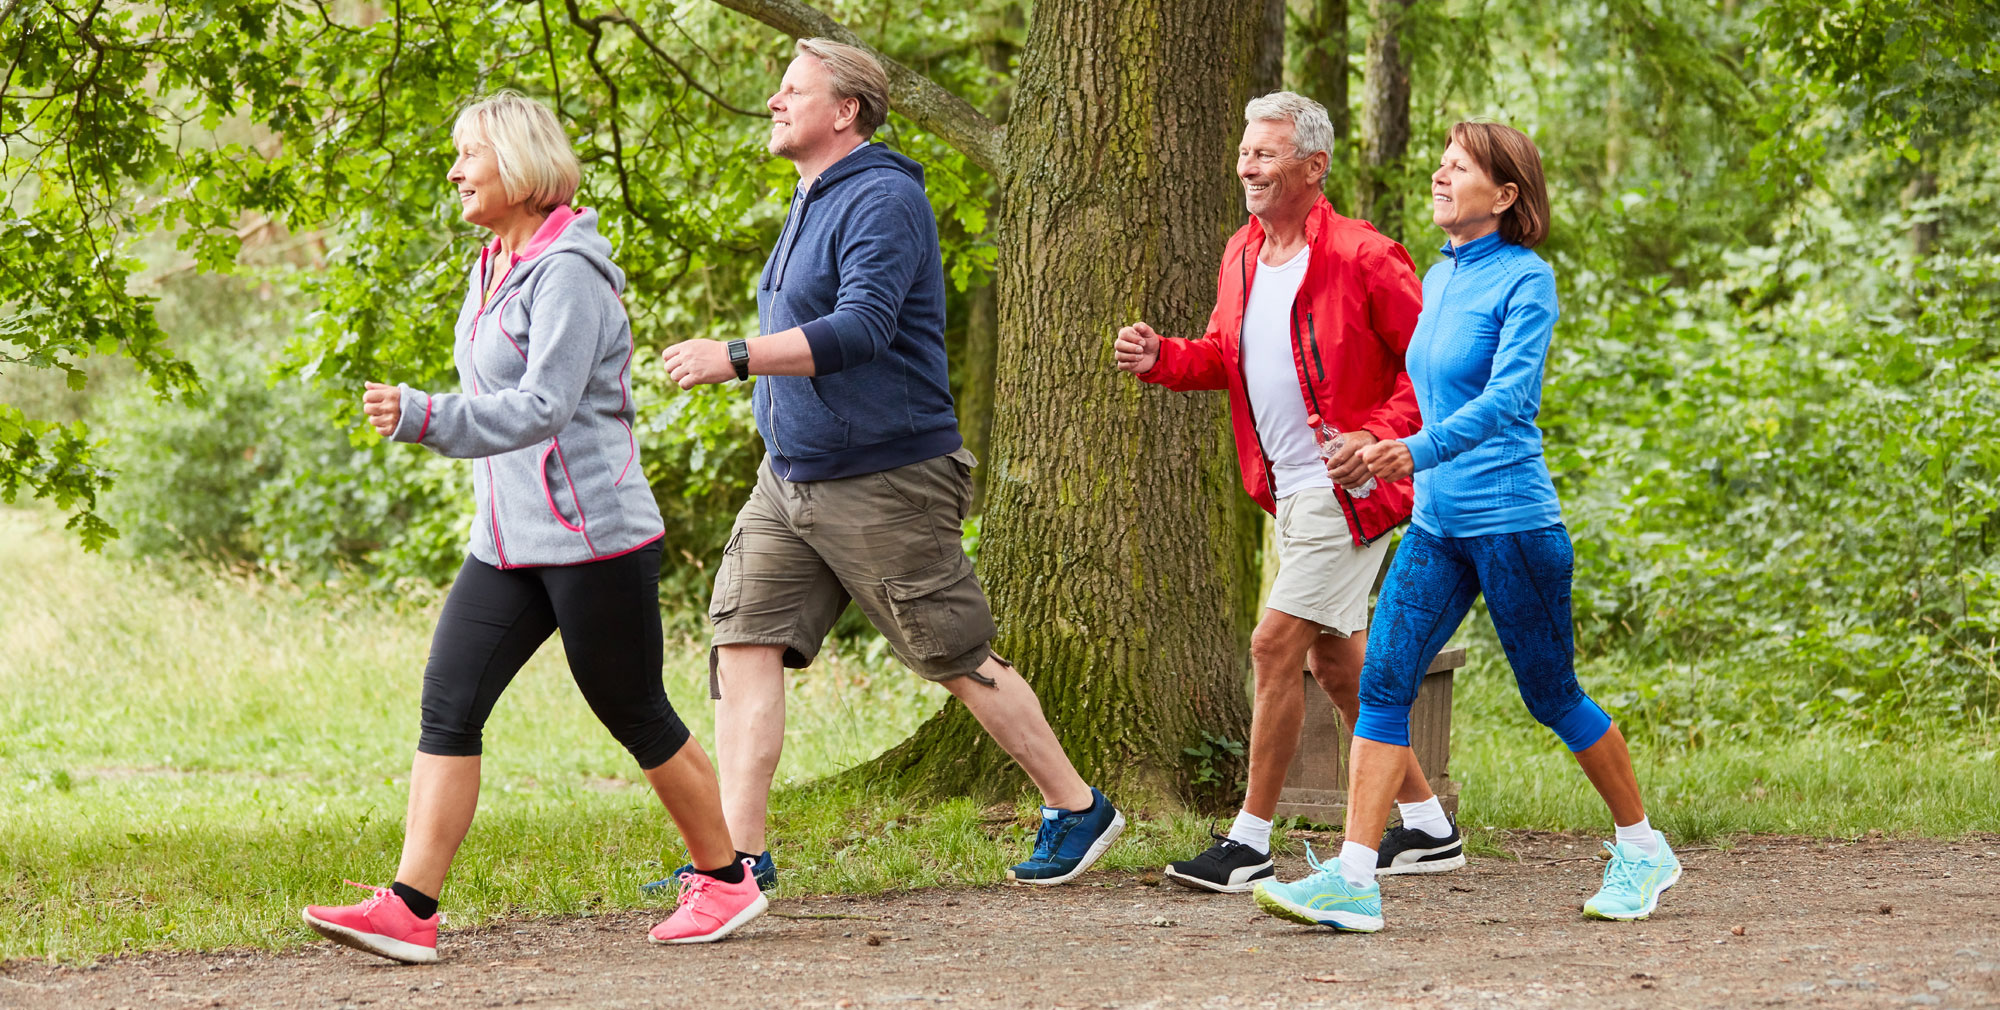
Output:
[707, 448, 999, 695]
[1267, 487, 1392, 636]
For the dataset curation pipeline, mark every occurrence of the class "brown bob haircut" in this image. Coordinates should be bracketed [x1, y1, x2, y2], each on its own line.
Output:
[1448, 121, 1550, 248]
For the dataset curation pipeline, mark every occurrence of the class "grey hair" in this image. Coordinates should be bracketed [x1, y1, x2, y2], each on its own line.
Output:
[1244, 91, 1334, 175]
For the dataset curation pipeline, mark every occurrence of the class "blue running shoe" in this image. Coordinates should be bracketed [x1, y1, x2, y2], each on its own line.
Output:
[1583, 832, 1680, 921]
[1252, 843, 1384, 932]
[1005, 787, 1125, 885]
[643, 850, 777, 898]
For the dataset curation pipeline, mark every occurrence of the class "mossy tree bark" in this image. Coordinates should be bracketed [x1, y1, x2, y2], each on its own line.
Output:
[1357, 0, 1413, 237]
[958, 4, 1024, 514]
[1299, 0, 1353, 201]
[862, 0, 1270, 806]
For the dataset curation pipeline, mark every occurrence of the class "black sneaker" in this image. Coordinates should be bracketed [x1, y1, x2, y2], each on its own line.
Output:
[1376, 819, 1466, 876]
[1163, 834, 1275, 893]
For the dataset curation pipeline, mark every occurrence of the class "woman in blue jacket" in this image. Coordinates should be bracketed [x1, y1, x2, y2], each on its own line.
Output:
[1254, 122, 1677, 932]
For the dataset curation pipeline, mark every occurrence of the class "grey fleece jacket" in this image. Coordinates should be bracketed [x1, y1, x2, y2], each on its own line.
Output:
[391, 207, 664, 568]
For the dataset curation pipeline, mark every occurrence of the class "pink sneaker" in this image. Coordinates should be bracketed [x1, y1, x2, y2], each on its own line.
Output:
[648, 861, 769, 944]
[301, 881, 440, 964]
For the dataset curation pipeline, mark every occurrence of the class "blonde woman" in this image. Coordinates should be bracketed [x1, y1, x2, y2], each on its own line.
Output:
[301, 92, 764, 962]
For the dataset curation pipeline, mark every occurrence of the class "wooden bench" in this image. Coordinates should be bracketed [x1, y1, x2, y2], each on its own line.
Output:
[1272, 645, 1466, 826]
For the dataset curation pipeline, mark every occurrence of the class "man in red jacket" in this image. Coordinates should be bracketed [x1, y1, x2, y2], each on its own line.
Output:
[1115, 92, 1461, 892]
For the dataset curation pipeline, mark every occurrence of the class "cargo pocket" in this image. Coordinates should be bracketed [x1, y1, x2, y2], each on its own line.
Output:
[946, 447, 978, 520]
[880, 552, 997, 663]
[707, 527, 746, 623]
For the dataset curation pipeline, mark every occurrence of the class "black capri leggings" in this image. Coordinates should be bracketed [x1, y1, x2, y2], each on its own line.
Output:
[416, 543, 691, 769]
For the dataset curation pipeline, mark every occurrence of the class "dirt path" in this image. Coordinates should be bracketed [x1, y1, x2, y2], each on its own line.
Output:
[5, 833, 1997, 1010]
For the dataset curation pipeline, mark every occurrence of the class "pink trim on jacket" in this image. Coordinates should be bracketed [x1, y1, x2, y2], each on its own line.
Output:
[538, 443, 587, 534]
[485, 457, 509, 567]
[415, 397, 434, 442]
[615, 416, 637, 486]
[495, 290, 529, 361]
[518, 530, 664, 568]
[554, 439, 598, 557]
[482, 206, 585, 266]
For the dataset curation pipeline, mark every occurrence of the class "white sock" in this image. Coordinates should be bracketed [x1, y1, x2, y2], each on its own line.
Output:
[1338, 840, 1377, 887]
[1226, 809, 1273, 855]
[1397, 796, 1452, 838]
[1614, 818, 1659, 857]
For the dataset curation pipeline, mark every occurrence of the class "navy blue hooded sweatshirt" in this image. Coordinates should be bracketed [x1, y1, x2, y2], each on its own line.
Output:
[755, 143, 960, 481]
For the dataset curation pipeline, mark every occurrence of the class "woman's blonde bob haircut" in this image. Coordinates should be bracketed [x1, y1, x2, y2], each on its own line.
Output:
[451, 91, 581, 215]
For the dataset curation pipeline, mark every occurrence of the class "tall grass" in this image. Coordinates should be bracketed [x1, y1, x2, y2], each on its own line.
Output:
[3, 507, 1994, 961]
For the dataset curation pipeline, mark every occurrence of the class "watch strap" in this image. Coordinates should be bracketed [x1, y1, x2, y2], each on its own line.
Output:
[727, 338, 750, 381]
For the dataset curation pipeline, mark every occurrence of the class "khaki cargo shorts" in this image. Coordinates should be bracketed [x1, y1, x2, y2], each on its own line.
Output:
[1268, 487, 1392, 636]
[707, 448, 999, 696]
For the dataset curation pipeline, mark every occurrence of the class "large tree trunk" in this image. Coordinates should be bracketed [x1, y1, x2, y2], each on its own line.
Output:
[1255, 0, 1288, 95]
[1357, 0, 1413, 237]
[862, 0, 1269, 805]
[959, 3, 1025, 513]
[1300, 0, 1352, 202]
[960, 280, 998, 512]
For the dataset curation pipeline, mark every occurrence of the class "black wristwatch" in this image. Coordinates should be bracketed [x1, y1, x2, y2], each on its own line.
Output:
[727, 338, 750, 381]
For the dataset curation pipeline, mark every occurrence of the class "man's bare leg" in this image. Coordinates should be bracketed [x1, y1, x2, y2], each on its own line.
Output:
[1241, 610, 1325, 821]
[712, 643, 787, 854]
[1306, 631, 1433, 805]
[942, 655, 1092, 811]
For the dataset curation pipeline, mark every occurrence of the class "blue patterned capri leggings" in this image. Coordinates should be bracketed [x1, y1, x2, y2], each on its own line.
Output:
[1352, 524, 1613, 752]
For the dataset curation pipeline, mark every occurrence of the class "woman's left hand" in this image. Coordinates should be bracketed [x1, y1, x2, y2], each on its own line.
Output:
[363, 382, 401, 437]
[1359, 438, 1415, 482]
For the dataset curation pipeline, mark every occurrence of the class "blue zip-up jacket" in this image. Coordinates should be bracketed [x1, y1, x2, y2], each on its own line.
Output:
[1402, 231, 1563, 538]
[754, 143, 960, 481]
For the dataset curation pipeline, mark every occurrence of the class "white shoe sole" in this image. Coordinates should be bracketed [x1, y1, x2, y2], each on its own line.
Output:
[1008, 811, 1126, 886]
[1376, 849, 1467, 876]
[1583, 864, 1682, 921]
[301, 909, 438, 964]
[1162, 864, 1273, 893]
[651, 892, 770, 944]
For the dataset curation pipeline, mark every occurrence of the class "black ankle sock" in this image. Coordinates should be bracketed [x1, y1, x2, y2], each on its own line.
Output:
[391, 881, 438, 920]
[694, 859, 747, 885]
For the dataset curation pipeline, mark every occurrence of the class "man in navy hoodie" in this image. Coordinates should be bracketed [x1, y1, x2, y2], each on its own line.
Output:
[662, 38, 1123, 888]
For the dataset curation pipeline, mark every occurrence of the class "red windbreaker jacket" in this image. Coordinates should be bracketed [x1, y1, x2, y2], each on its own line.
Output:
[1140, 196, 1424, 545]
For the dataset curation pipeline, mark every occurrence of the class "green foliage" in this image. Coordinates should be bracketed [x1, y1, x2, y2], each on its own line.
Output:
[1290, 0, 2000, 737]
[4, 512, 1992, 959]
[1543, 190, 2000, 738]
[1182, 731, 1247, 811]
[3, 0, 1010, 606]
[7, 0, 1999, 741]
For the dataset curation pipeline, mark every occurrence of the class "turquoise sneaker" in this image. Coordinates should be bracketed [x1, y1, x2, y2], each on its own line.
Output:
[1251, 844, 1384, 932]
[1584, 832, 1681, 921]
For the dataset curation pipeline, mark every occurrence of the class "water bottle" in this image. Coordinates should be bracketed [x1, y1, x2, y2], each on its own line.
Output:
[1314, 420, 1377, 499]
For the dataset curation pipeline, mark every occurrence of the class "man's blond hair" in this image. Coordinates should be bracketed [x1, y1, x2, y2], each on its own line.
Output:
[451, 90, 580, 214]
[795, 38, 890, 136]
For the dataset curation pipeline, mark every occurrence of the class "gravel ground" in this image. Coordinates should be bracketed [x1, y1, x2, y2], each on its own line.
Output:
[5, 832, 1997, 1010]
